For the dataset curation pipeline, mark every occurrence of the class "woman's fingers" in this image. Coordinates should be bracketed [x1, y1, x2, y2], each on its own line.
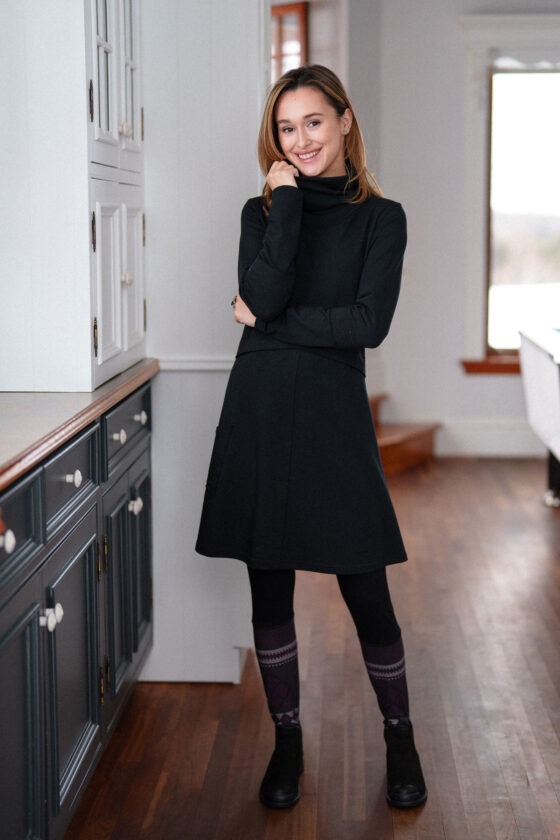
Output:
[232, 294, 256, 327]
[267, 160, 299, 190]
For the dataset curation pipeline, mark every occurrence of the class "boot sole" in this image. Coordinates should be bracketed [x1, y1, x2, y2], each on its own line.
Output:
[259, 788, 301, 809]
[386, 788, 428, 809]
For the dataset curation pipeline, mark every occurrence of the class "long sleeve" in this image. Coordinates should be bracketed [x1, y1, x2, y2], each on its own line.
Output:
[238, 186, 304, 321]
[254, 202, 407, 349]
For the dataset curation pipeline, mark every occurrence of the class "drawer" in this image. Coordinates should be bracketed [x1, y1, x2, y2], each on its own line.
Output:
[44, 424, 99, 541]
[103, 385, 151, 477]
[0, 468, 42, 590]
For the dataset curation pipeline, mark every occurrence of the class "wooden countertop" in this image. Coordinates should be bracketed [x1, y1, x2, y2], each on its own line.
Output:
[0, 359, 159, 492]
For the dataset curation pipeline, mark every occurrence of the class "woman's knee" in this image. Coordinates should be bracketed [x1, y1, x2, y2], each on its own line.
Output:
[247, 567, 295, 627]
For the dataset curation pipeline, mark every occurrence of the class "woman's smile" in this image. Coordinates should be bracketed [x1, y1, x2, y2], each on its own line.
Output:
[296, 149, 321, 163]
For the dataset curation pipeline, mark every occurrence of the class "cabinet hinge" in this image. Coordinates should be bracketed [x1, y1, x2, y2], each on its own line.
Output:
[141, 106, 144, 141]
[96, 541, 102, 582]
[99, 666, 105, 706]
[150, 578, 153, 610]
[143, 299, 147, 332]
[89, 79, 94, 122]
[93, 317, 98, 358]
[91, 210, 96, 252]
[142, 213, 146, 247]
[105, 654, 112, 690]
[103, 534, 109, 573]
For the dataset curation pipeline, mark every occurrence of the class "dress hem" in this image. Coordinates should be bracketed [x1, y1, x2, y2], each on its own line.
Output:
[194, 544, 407, 575]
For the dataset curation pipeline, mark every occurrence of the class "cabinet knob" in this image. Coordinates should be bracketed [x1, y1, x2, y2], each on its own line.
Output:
[0, 529, 16, 554]
[40, 604, 63, 632]
[64, 469, 83, 488]
[121, 271, 134, 285]
[133, 410, 148, 426]
[128, 496, 144, 516]
[112, 429, 127, 445]
[52, 603, 64, 624]
[119, 122, 133, 138]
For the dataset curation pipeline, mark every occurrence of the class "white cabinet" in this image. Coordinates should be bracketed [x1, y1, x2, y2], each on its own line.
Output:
[87, 0, 143, 173]
[91, 179, 145, 385]
[0, 0, 145, 392]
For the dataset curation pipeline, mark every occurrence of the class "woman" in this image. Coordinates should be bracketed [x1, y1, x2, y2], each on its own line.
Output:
[196, 65, 426, 811]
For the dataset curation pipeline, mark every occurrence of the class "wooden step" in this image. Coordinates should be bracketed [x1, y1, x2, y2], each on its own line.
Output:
[377, 422, 441, 475]
[368, 393, 388, 426]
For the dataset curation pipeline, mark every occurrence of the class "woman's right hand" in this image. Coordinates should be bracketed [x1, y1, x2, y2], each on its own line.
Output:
[266, 160, 299, 191]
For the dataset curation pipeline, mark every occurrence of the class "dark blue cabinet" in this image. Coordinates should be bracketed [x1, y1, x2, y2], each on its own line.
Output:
[0, 573, 44, 839]
[0, 384, 153, 840]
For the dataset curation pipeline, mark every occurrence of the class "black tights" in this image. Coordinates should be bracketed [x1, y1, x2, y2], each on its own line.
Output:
[248, 567, 401, 645]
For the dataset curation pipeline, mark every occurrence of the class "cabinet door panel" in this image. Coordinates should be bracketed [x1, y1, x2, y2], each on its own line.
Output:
[123, 198, 144, 351]
[118, 0, 143, 172]
[103, 474, 132, 699]
[45, 506, 101, 834]
[0, 583, 44, 840]
[129, 447, 151, 656]
[92, 180, 123, 366]
[88, 0, 120, 167]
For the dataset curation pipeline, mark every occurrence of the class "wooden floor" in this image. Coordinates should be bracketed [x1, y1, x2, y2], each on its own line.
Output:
[66, 458, 560, 840]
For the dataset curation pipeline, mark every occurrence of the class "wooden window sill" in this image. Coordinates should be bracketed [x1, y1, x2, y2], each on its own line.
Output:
[461, 355, 520, 374]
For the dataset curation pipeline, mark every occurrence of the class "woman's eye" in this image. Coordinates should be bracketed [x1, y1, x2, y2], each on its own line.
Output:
[308, 121, 320, 128]
[281, 126, 294, 134]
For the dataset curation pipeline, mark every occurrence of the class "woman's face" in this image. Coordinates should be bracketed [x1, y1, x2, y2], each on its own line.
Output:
[275, 86, 352, 178]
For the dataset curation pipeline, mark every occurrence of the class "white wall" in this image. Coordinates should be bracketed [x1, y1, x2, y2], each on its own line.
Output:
[140, 0, 269, 682]
[369, 0, 556, 455]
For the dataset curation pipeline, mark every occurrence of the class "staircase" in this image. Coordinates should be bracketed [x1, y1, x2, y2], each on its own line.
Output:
[369, 394, 440, 476]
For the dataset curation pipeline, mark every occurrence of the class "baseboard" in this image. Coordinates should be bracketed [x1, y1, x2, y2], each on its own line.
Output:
[435, 418, 546, 457]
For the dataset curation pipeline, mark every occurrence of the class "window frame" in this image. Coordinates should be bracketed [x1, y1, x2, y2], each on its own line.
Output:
[271, 2, 309, 82]
[460, 15, 560, 375]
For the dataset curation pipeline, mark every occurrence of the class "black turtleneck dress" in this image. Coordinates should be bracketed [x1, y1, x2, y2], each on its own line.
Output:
[195, 174, 408, 574]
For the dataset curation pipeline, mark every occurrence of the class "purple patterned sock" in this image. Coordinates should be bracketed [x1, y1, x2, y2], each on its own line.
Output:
[360, 635, 409, 722]
[253, 618, 300, 726]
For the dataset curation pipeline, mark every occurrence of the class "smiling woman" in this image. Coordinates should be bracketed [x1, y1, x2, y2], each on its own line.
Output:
[196, 64, 427, 814]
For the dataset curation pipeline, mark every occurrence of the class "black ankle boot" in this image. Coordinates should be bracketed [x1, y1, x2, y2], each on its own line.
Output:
[384, 718, 427, 809]
[259, 724, 304, 808]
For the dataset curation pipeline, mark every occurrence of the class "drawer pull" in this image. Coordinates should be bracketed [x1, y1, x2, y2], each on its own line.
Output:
[133, 410, 148, 426]
[64, 469, 83, 488]
[0, 529, 16, 554]
[112, 429, 127, 445]
[40, 603, 64, 633]
[128, 497, 144, 517]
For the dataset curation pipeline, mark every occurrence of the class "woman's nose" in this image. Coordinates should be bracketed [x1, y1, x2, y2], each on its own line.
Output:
[296, 127, 309, 148]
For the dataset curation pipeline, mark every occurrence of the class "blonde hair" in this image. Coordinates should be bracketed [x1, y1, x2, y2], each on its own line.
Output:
[257, 65, 382, 209]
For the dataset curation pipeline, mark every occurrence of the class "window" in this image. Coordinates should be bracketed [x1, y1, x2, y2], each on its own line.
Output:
[461, 15, 560, 373]
[488, 68, 560, 352]
[271, 3, 308, 83]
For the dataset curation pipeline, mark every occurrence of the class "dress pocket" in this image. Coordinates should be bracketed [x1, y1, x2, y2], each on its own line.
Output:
[206, 424, 234, 492]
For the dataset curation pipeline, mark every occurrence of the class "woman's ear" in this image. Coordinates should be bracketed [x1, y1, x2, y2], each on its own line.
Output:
[341, 108, 353, 135]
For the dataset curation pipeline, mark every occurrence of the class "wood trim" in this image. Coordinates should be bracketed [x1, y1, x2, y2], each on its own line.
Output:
[271, 2, 308, 66]
[461, 354, 521, 374]
[0, 359, 159, 492]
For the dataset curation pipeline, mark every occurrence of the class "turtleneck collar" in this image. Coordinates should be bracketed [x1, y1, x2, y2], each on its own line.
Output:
[296, 172, 357, 212]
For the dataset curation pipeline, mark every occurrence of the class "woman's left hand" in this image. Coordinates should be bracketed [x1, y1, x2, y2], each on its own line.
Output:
[232, 294, 256, 327]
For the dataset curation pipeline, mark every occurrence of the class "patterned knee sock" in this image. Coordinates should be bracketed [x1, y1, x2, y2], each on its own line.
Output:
[253, 617, 300, 726]
[360, 635, 409, 723]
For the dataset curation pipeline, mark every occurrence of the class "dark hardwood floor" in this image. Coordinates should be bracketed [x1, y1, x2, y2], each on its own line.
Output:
[66, 458, 560, 840]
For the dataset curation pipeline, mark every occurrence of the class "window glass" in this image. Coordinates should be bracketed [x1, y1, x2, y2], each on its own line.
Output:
[271, 3, 308, 83]
[488, 71, 560, 349]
